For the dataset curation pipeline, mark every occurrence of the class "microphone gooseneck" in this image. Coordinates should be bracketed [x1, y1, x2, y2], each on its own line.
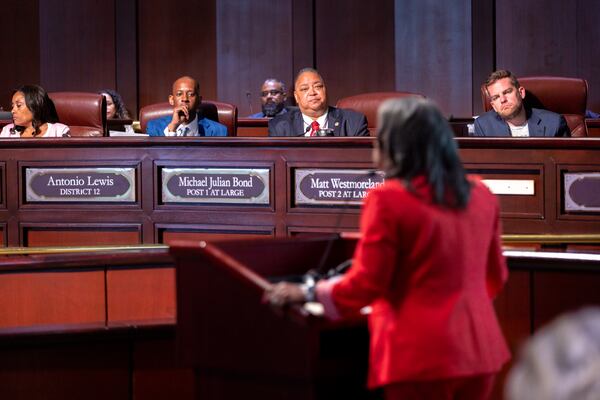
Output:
[246, 92, 253, 115]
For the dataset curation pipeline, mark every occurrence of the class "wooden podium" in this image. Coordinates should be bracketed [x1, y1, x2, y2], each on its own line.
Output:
[170, 237, 376, 400]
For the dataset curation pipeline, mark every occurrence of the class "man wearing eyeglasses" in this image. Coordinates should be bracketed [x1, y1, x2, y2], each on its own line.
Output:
[248, 79, 289, 118]
[268, 68, 369, 137]
[472, 70, 570, 137]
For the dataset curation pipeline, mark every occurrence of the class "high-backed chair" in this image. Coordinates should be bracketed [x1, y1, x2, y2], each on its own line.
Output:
[336, 92, 425, 135]
[49, 92, 107, 137]
[480, 76, 589, 137]
[139, 100, 238, 136]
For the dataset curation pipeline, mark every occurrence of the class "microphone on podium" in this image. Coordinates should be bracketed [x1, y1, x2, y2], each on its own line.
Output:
[303, 169, 380, 288]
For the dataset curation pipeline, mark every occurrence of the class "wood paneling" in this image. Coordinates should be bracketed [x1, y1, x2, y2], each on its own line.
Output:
[115, 0, 139, 118]
[24, 228, 141, 247]
[495, 0, 600, 111]
[0, 138, 598, 246]
[107, 268, 176, 325]
[0, 1, 40, 111]
[216, 0, 294, 117]
[1, 0, 598, 119]
[38, 1, 116, 92]
[291, 0, 315, 77]
[471, 0, 495, 115]
[138, 0, 218, 109]
[160, 229, 274, 244]
[492, 270, 531, 400]
[533, 270, 600, 329]
[133, 338, 195, 400]
[577, 0, 600, 111]
[394, 0, 473, 117]
[496, 1, 577, 77]
[316, 0, 396, 105]
[0, 342, 130, 400]
[0, 270, 105, 329]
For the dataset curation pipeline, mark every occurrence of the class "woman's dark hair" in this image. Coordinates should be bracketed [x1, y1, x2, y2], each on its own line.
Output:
[376, 97, 471, 209]
[98, 89, 131, 119]
[12, 84, 59, 136]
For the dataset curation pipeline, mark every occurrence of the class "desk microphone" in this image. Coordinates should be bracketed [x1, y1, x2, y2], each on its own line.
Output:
[296, 126, 335, 137]
[305, 169, 379, 283]
[316, 128, 334, 137]
[246, 92, 253, 115]
[290, 125, 311, 137]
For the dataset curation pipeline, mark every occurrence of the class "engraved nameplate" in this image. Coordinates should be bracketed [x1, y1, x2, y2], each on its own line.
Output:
[482, 179, 535, 195]
[564, 172, 600, 211]
[162, 168, 270, 204]
[26, 168, 136, 202]
[295, 169, 385, 206]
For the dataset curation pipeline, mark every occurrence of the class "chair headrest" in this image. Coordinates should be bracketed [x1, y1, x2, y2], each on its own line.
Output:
[49, 92, 107, 137]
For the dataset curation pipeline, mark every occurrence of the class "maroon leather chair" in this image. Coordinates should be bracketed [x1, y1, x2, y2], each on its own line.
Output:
[336, 92, 425, 135]
[481, 76, 589, 137]
[49, 92, 107, 137]
[139, 100, 238, 136]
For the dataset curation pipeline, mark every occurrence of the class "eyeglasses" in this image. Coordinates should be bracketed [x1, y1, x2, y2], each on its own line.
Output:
[260, 90, 283, 97]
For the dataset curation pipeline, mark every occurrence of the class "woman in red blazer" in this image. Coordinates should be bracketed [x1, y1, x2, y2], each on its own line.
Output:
[267, 98, 510, 399]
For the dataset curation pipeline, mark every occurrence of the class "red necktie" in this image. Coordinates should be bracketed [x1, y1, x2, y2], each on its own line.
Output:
[310, 121, 320, 136]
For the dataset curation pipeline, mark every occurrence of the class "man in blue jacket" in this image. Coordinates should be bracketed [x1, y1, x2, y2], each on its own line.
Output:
[473, 70, 570, 137]
[147, 76, 227, 137]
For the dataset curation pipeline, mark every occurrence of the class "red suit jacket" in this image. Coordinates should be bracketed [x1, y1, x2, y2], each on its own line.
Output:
[316, 177, 510, 388]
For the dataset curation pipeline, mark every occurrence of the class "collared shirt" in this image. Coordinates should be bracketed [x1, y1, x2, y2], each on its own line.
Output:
[163, 114, 199, 137]
[302, 112, 329, 136]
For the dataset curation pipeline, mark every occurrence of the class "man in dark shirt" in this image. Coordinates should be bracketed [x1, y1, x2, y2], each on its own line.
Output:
[248, 78, 288, 118]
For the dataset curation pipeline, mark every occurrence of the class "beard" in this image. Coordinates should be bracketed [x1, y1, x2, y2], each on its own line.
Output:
[497, 101, 524, 120]
[262, 102, 285, 117]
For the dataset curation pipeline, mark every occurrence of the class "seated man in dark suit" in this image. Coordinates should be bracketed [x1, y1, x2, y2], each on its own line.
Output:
[147, 76, 227, 137]
[247, 78, 289, 118]
[472, 70, 570, 137]
[268, 68, 369, 137]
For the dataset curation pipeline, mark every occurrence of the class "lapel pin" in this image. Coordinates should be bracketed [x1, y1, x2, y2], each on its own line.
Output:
[335, 122, 340, 127]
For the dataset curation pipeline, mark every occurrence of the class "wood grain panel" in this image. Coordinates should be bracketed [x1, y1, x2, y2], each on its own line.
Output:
[115, 0, 139, 117]
[394, 0, 472, 117]
[160, 229, 273, 244]
[0, 271, 105, 329]
[24, 228, 141, 247]
[38, 1, 116, 92]
[0, 341, 130, 400]
[533, 270, 600, 330]
[496, 1, 577, 78]
[216, 0, 294, 117]
[471, 0, 495, 115]
[291, 0, 314, 76]
[133, 338, 195, 400]
[577, 0, 600, 112]
[492, 269, 531, 400]
[107, 268, 176, 325]
[138, 0, 217, 109]
[0, 1, 40, 111]
[316, 0, 395, 105]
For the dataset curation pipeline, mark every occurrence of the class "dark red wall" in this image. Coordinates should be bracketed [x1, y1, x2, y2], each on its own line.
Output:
[0, 0, 598, 119]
